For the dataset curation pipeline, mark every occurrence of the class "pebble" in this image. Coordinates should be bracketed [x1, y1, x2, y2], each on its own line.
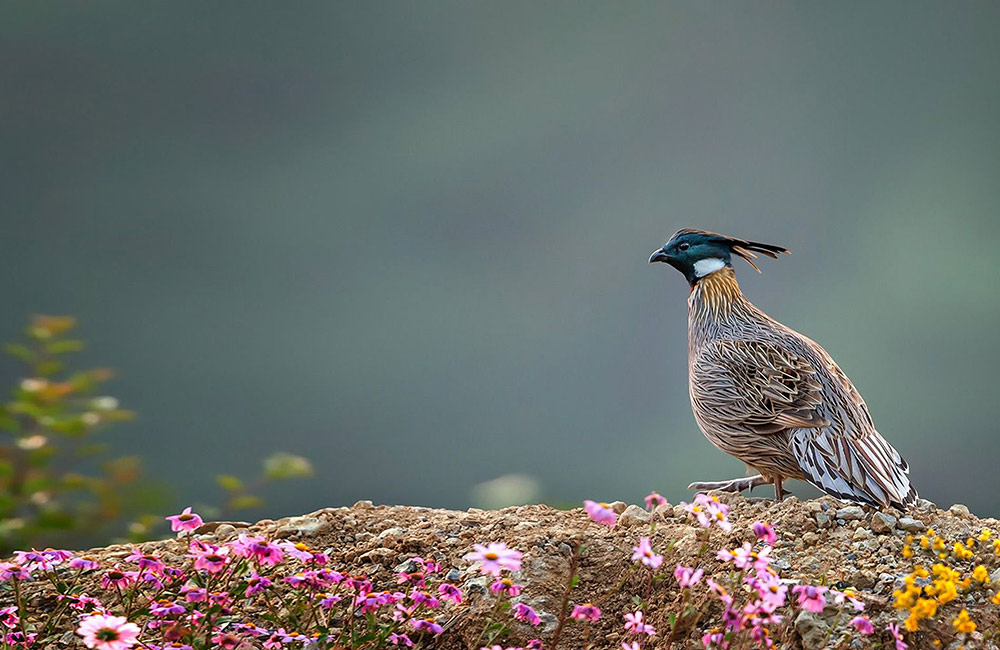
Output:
[446, 568, 461, 581]
[836, 505, 865, 521]
[608, 501, 628, 514]
[353, 500, 375, 509]
[897, 517, 926, 532]
[870, 512, 897, 533]
[377, 527, 407, 540]
[852, 527, 873, 541]
[618, 505, 651, 527]
[794, 610, 829, 650]
[814, 512, 833, 528]
[358, 548, 395, 564]
[949, 504, 971, 518]
[801, 532, 819, 547]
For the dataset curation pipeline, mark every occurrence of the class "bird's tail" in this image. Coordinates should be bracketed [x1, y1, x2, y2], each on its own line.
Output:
[793, 429, 917, 510]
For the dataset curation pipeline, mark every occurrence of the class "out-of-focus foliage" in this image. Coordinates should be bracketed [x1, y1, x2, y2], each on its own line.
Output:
[0, 316, 313, 553]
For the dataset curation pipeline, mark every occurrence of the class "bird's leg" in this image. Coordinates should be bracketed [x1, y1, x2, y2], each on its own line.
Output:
[774, 478, 784, 501]
[687, 474, 768, 494]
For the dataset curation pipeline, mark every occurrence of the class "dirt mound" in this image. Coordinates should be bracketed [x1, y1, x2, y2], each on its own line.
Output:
[8, 494, 1000, 649]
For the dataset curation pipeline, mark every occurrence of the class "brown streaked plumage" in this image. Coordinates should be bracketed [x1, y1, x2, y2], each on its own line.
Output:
[649, 229, 917, 508]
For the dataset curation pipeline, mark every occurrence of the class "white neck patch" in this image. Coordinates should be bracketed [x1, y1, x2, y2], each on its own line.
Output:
[693, 258, 726, 278]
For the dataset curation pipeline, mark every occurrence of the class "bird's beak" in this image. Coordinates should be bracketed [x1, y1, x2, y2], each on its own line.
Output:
[648, 247, 671, 264]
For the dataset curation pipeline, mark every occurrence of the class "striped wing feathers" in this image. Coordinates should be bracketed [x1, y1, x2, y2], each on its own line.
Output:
[691, 340, 830, 435]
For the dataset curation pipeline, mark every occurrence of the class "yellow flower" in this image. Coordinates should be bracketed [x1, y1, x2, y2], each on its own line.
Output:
[953, 609, 976, 634]
[934, 580, 959, 604]
[914, 565, 930, 579]
[893, 584, 921, 610]
[973, 565, 989, 583]
[919, 536, 930, 549]
[928, 527, 936, 537]
[966, 536, 976, 547]
[904, 614, 920, 632]
[902, 545, 913, 559]
[979, 528, 992, 542]
[913, 597, 938, 617]
[952, 542, 973, 560]
[992, 591, 1000, 605]
[932, 537, 946, 551]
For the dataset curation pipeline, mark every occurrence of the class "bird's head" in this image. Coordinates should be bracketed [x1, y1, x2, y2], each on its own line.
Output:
[648, 228, 789, 284]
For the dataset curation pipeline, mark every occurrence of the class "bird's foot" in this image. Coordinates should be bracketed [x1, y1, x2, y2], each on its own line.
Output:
[687, 474, 767, 494]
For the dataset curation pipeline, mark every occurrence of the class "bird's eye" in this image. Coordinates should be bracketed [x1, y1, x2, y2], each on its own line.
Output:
[678, 242, 690, 251]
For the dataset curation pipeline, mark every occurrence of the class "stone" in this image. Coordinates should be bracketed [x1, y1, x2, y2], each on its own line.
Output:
[897, 517, 926, 532]
[377, 527, 407, 540]
[794, 610, 829, 650]
[836, 505, 865, 521]
[352, 500, 374, 509]
[870, 512, 897, 533]
[618, 505, 651, 527]
[950, 504, 971, 518]
[358, 548, 395, 564]
[608, 501, 628, 514]
[814, 512, 832, 528]
[853, 527, 873, 541]
[801, 532, 819, 547]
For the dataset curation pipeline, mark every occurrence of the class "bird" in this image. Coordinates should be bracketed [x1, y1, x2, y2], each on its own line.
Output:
[649, 228, 916, 509]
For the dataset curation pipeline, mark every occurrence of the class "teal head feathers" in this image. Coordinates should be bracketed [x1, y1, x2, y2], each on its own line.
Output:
[648, 228, 790, 284]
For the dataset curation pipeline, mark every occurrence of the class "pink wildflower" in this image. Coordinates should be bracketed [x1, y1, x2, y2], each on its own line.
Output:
[570, 603, 601, 622]
[701, 628, 726, 648]
[101, 569, 137, 590]
[681, 494, 731, 532]
[438, 583, 463, 604]
[189, 543, 230, 574]
[489, 578, 523, 596]
[631, 538, 663, 570]
[674, 564, 704, 588]
[389, 633, 414, 647]
[513, 602, 542, 626]
[463, 542, 522, 576]
[411, 618, 444, 635]
[583, 500, 617, 528]
[244, 572, 273, 597]
[0, 607, 18, 628]
[77, 614, 141, 650]
[887, 622, 907, 650]
[752, 522, 777, 546]
[126, 549, 165, 574]
[624, 610, 655, 636]
[527, 640, 544, 649]
[831, 588, 864, 612]
[70, 557, 100, 571]
[0, 563, 31, 581]
[622, 643, 641, 650]
[850, 616, 874, 635]
[165, 507, 203, 533]
[644, 492, 667, 510]
[230, 535, 284, 567]
[792, 585, 827, 613]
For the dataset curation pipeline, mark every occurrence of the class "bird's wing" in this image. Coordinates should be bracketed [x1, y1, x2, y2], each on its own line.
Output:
[690, 339, 830, 435]
[692, 339, 916, 508]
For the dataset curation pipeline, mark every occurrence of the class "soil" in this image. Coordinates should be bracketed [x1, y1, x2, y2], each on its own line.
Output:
[7, 494, 1000, 649]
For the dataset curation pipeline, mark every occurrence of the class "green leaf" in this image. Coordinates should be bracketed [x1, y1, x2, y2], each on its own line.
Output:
[45, 340, 84, 355]
[263, 452, 314, 481]
[3, 344, 34, 363]
[229, 494, 263, 510]
[216, 474, 243, 491]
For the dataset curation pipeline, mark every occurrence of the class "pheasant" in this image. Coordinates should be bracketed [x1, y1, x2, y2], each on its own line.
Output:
[649, 228, 916, 508]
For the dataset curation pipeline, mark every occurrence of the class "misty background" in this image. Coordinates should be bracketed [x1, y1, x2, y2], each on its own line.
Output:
[2, 3, 999, 519]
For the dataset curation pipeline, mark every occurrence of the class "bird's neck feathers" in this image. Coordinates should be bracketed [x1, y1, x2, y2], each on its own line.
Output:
[687, 265, 756, 340]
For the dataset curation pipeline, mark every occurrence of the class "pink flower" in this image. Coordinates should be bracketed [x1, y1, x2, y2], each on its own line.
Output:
[849, 616, 874, 635]
[570, 603, 601, 622]
[624, 610, 655, 636]
[745, 573, 787, 608]
[831, 589, 864, 612]
[189, 543, 230, 575]
[244, 572, 273, 597]
[674, 564, 704, 588]
[165, 507, 203, 533]
[438, 583, 463, 604]
[100, 568, 137, 590]
[792, 585, 827, 613]
[389, 633, 414, 647]
[0, 607, 18, 628]
[489, 578, 523, 596]
[463, 543, 522, 576]
[887, 622, 907, 650]
[583, 501, 617, 528]
[631, 538, 663, 570]
[77, 614, 141, 650]
[701, 629, 726, 648]
[752, 522, 777, 546]
[0, 563, 31, 581]
[513, 602, 542, 626]
[681, 494, 731, 532]
[70, 557, 100, 571]
[644, 492, 667, 510]
[622, 643, 641, 650]
[126, 549, 165, 574]
[527, 640, 544, 649]
[410, 590, 441, 608]
[230, 535, 284, 567]
[411, 618, 443, 635]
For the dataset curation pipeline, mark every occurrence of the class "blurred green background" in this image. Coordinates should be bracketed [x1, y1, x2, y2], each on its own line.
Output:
[2, 2, 998, 520]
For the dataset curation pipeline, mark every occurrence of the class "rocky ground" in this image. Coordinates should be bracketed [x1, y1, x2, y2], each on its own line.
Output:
[9, 494, 1000, 649]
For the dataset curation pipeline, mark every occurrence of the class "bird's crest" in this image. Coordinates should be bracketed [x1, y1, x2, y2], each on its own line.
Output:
[672, 228, 790, 273]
